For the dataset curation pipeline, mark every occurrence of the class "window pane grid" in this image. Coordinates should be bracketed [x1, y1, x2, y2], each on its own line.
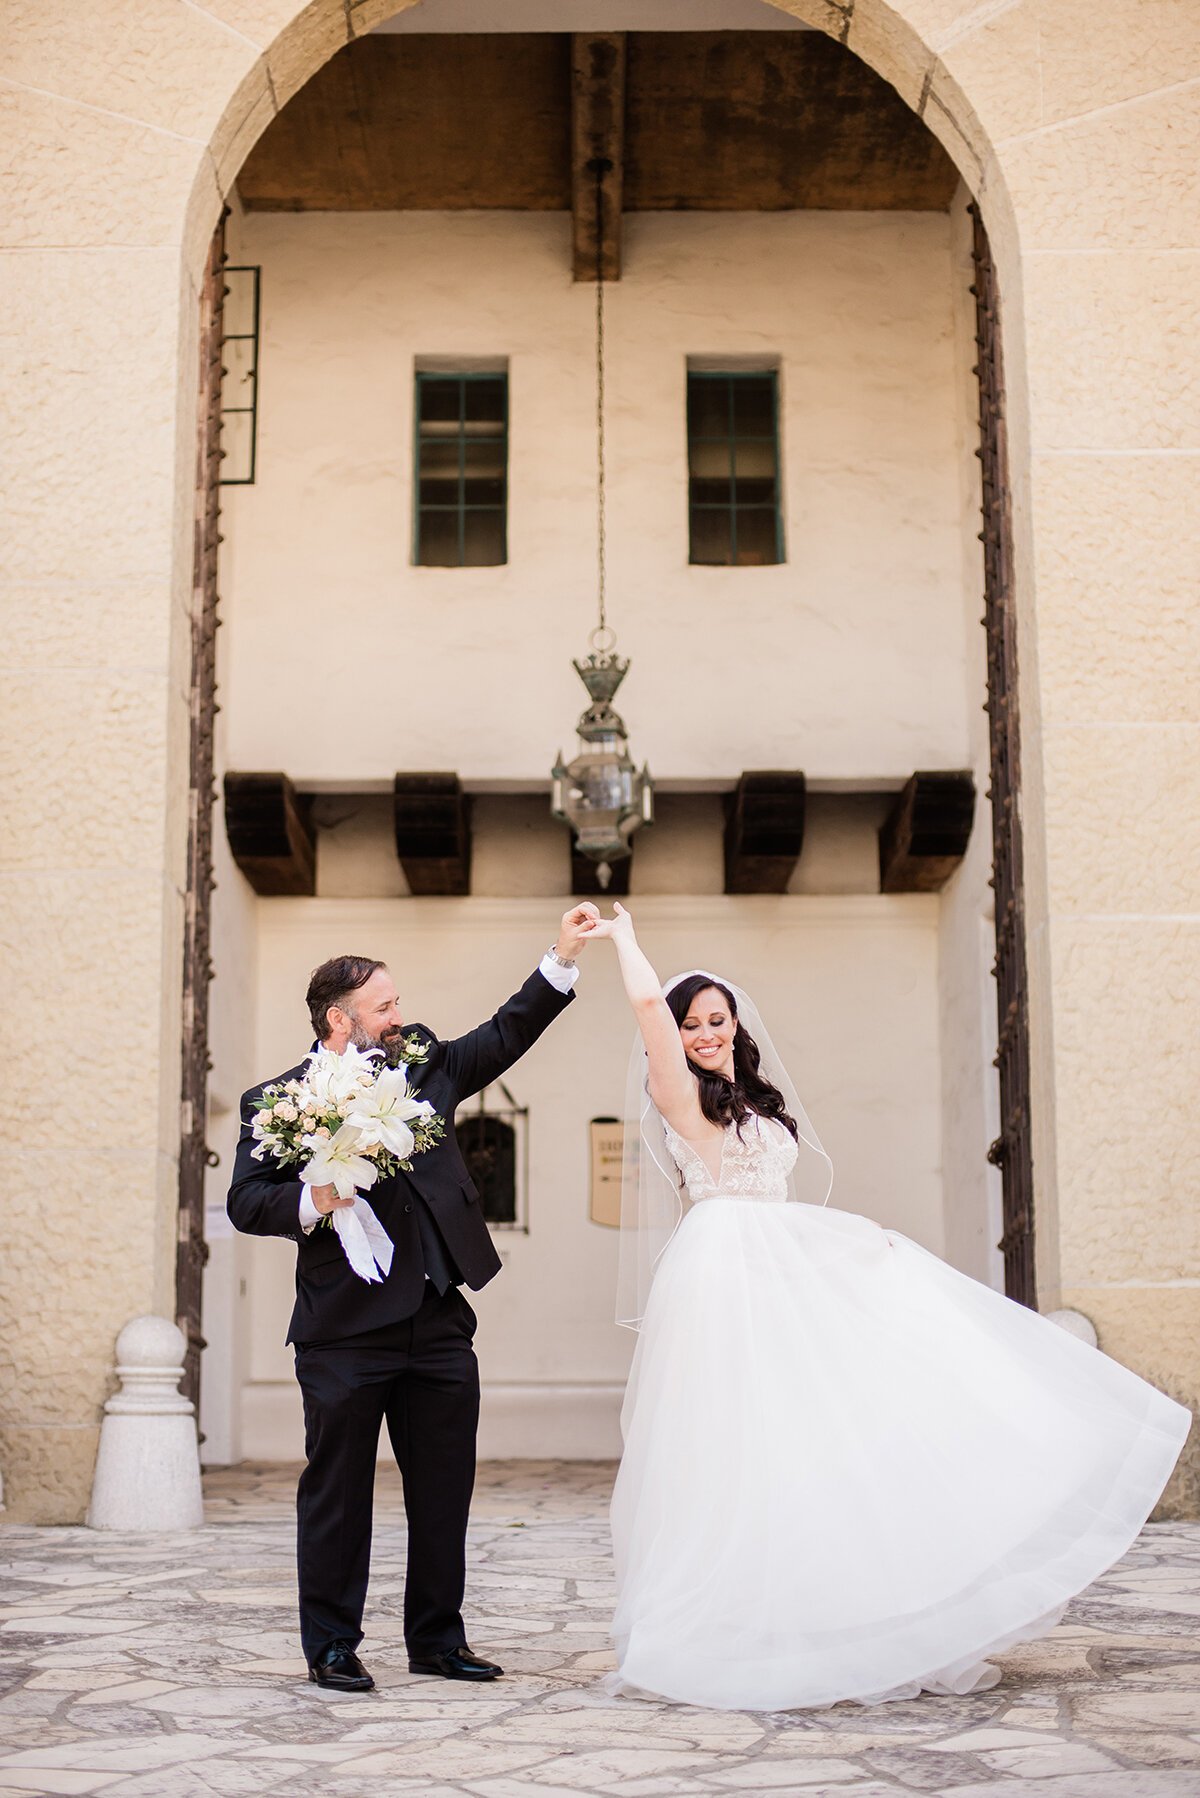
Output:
[687, 372, 782, 567]
[415, 372, 508, 567]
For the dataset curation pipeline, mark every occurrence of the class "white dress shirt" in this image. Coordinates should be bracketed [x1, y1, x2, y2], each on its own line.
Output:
[297, 952, 579, 1232]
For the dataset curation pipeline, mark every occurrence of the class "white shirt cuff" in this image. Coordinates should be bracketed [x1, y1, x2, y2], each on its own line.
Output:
[298, 1188, 323, 1234]
[538, 951, 579, 994]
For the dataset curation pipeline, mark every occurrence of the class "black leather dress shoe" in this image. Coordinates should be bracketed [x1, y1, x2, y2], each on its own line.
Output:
[308, 1641, 375, 1691]
[407, 1645, 503, 1681]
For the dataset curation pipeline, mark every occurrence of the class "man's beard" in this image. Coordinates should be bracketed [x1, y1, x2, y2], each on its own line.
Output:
[348, 1019, 405, 1059]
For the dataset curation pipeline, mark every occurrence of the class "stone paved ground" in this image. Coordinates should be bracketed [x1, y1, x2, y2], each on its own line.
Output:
[1, 1464, 1199, 1797]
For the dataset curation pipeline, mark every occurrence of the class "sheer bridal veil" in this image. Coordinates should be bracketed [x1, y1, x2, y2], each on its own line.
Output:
[616, 970, 834, 1330]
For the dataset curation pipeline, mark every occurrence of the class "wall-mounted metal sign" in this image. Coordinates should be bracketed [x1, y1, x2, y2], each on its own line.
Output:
[589, 1116, 624, 1228]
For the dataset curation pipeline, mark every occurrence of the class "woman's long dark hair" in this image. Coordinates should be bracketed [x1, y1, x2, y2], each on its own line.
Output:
[665, 975, 798, 1142]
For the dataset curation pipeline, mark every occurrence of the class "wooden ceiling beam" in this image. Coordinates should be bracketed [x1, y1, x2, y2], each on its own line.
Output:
[879, 772, 976, 892]
[394, 772, 472, 896]
[224, 772, 316, 896]
[571, 33, 626, 282]
[724, 771, 807, 895]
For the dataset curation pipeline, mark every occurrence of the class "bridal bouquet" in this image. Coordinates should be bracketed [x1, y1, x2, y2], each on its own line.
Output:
[251, 1042, 444, 1282]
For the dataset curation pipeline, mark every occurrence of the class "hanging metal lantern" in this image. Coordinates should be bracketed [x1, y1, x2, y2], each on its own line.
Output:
[551, 637, 653, 890]
[550, 156, 654, 888]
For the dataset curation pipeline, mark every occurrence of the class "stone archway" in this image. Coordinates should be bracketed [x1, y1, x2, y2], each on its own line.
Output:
[3, 0, 1197, 1521]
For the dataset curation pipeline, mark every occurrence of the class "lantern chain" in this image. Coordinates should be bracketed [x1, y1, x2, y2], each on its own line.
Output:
[592, 156, 613, 652]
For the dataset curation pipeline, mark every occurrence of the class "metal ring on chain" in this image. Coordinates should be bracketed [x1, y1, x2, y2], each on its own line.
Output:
[589, 624, 617, 654]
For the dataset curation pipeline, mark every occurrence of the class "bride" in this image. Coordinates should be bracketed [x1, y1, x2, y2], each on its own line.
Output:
[583, 902, 1191, 1713]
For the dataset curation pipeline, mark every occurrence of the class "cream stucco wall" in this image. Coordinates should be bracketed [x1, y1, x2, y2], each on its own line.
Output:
[220, 204, 970, 786]
[2, 0, 1198, 1519]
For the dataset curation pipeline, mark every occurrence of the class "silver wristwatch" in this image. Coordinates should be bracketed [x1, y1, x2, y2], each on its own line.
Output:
[546, 944, 577, 969]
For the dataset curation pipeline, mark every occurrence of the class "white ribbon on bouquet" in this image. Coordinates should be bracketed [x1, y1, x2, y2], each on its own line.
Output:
[312, 1188, 396, 1283]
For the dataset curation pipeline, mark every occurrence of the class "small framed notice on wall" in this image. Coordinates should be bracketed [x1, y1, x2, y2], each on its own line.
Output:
[589, 1117, 624, 1227]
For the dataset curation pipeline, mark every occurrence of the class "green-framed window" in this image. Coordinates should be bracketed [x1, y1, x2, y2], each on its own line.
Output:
[414, 371, 508, 567]
[687, 370, 783, 566]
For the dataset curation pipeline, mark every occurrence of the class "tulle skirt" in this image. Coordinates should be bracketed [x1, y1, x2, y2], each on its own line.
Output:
[607, 1199, 1191, 1712]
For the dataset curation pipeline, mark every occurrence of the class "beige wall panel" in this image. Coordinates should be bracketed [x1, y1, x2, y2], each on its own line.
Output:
[0, 1139, 164, 1522]
[0, 1427, 101, 1528]
[1036, 0, 1200, 127]
[2, 251, 188, 583]
[0, 874, 173, 1130]
[1031, 456, 1200, 728]
[787, 796, 891, 897]
[933, 3, 1041, 145]
[220, 209, 969, 785]
[632, 797, 724, 897]
[191, 0, 349, 46]
[0, 673, 170, 872]
[2, 0, 260, 139]
[316, 796, 410, 899]
[0, 581, 174, 678]
[1060, 1286, 1199, 1518]
[0, 88, 204, 251]
[469, 798, 570, 900]
[1022, 251, 1200, 452]
[155, 877, 188, 1184]
[1050, 919, 1200, 1288]
[1043, 726, 1200, 916]
[0, 1147, 161, 1409]
[888, 0, 1023, 44]
[1001, 88, 1200, 254]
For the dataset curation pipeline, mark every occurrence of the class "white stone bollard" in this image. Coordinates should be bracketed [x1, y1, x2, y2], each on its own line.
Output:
[1045, 1307, 1099, 1348]
[87, 1316, 204, 1531]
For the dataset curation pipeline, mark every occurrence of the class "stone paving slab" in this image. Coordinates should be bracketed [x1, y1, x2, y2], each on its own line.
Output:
[1, 1463, 1198, 1796]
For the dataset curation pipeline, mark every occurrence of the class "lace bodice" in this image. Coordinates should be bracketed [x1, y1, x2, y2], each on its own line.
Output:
[663, 1113, 798, 1204]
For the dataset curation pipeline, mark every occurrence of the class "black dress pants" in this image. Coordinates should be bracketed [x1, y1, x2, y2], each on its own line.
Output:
[293, 1284, 480, 1664]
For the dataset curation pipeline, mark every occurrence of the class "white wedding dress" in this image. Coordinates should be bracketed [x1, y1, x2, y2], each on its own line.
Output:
[608, 1113, 1191, 1712]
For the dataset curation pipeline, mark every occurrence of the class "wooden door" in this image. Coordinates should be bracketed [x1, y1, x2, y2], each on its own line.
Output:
[971, 207, 1037, 1308]
[176, 215, 226, 1410]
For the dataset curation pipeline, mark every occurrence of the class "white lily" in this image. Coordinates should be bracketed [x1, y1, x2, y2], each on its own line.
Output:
[301, 1042, 381, 1114]
[301, 1122, 380, 1201]
[346, 1064, 436, 1161]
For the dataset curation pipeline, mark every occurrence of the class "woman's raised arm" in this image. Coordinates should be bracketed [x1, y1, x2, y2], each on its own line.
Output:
[583, 904, 697, 1128]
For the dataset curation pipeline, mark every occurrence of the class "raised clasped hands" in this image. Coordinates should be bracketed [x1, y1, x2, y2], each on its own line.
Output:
[554, 902, 602, 961]
[580, 901, 636, 943]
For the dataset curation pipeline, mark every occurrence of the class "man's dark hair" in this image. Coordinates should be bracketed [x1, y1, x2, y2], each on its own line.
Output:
[306, 955, 386, 1041]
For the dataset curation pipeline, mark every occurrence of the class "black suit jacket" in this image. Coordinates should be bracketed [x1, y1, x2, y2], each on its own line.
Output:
[227, 968, 573, 1344]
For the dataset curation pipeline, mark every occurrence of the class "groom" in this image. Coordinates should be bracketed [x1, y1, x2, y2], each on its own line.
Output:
[226, 907, 597, 1691]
